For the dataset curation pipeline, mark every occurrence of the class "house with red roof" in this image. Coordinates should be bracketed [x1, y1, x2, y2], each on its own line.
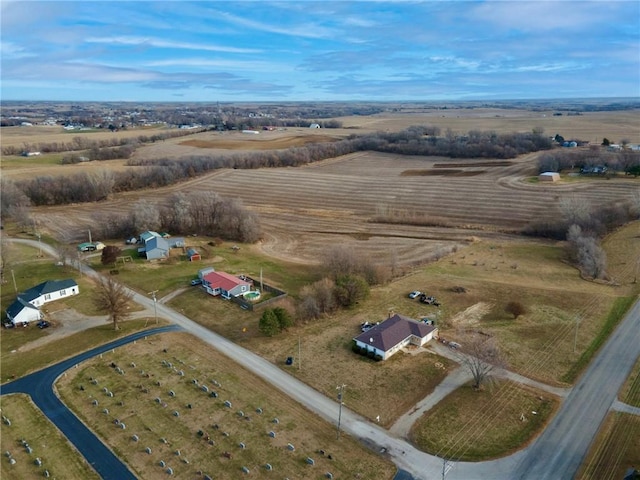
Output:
[353, 313, 437, 360]
[202, 271, 252, 299]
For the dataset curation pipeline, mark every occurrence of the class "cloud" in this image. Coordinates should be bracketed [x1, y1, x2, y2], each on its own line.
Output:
[207, 8, 338, 40]
[86, 36, 262, 54]
[0, 41, 34, 59]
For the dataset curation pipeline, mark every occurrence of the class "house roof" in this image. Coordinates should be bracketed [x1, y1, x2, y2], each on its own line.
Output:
[6, 297, 40, 320]
[186, 248, 199, 256]
[140, 231, 161, 242]
[353, 314, 436, 352]
[203, 271, 251, 292]
[145, 236, 169, 253]
[19, 279, 78, 303]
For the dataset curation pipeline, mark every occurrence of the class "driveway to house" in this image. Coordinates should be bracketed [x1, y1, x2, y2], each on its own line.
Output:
[0, 325, 182, 480]
[6, 238, 640, 480]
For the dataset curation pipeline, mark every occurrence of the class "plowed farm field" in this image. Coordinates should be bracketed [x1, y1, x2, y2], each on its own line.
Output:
[31, 150, 639, 266]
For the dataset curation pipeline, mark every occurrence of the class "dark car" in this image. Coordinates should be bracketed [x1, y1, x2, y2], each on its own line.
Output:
[37, 320, 50, 329]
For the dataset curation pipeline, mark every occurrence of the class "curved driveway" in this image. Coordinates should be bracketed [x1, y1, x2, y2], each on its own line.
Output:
[1, 325, 182, 480]
[5, 238, 640, 480]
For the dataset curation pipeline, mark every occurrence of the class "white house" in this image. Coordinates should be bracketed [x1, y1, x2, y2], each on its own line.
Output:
[5, 279, 79, 326]
[353, 314, 437, 360]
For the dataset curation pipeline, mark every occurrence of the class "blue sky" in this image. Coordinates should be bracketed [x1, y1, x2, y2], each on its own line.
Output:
[1, 1, 639, 102]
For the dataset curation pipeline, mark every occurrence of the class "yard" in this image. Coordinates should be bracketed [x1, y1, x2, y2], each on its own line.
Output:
[409, 381, 559, 461]
[55, 332, 396, 480]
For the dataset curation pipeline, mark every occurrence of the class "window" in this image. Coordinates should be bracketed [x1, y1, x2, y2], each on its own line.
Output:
[44, 294, 51, 301]
[60, 289, 66, 295]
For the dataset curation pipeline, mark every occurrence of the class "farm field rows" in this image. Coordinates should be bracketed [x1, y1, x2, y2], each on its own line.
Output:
[31, 150, 639, 266]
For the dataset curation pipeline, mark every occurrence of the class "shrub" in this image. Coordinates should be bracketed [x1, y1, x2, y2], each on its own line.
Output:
[505, 301, 526, 319]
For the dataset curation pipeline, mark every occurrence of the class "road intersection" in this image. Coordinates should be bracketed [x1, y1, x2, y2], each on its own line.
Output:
[3, 238, 639, 479]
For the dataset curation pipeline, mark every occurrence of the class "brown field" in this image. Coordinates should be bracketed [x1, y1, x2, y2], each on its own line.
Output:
[56, 332, 396, 480]
[29, 149, 639, 267]
[577, 412, 640, 480]
[0, 124, 169, 149]
[336, 109, 640, 144]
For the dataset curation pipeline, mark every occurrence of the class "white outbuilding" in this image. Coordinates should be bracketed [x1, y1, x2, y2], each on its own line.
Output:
[538, 172, 560, 182]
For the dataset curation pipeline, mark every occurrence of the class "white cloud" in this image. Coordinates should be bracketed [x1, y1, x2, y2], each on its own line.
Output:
[0, 41, 34, 59]
[85, 36, 261, 54]
[208, 9, 337, 40]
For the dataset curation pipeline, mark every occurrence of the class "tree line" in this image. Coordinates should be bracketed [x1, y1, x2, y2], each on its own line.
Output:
[538, 148, 640, 174]
[5, 126, 556, 209]
[89, 192, 261, 244]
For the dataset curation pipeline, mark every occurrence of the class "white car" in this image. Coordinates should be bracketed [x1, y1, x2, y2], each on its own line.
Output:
[408, 291, 422, 299]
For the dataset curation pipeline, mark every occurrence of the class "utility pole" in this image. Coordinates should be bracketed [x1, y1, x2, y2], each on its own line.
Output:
[298, 336, 301, 371]
[573, 315, 581, 353]
[147, 290, 158, 327]
[37, 233, 42, 258]
[77, 251, 83, 277]
[336, 384, 346, 439]
[88, 229, 92, 244]
[11, 269, 17, 293]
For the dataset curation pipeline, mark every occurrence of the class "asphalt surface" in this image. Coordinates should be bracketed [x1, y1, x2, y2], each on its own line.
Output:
[1, 324, 182, 480]
[5, 238, 640, 480]
[512, 297, 640, 480]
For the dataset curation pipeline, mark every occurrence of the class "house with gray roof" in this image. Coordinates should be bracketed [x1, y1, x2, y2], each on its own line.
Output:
[5, 279, 79, 326]
[137, 231, 185, 260]
[353, 313, 437, 360]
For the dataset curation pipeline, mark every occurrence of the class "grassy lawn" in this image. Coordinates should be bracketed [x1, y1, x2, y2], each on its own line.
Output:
[620, 356, 640, 408]
[0, 394, 101, 480]
[577, 412, 640, 480]
[87, 239, 319, 298]
[1, 320, 158, 382]
[56, 332, 396, 480]
[409, 381, 559, 461]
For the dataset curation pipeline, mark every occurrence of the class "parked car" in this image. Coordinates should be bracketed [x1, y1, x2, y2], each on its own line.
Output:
[190, 278, 202, 286]
[3, 321, 14, 329]
[408, 291, 422, 299]
[37, 320, 50, 329]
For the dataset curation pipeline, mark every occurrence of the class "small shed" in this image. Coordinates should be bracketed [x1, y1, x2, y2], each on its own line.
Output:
[186, 248, 201, 261]
[309, 123, 320, 129]
[538, 172, 560, 182]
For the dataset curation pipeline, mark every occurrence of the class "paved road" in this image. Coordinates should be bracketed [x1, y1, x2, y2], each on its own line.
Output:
[512, 297, 640, 480]
[6, 238, 640, 480]
[1, 325, 182, 480]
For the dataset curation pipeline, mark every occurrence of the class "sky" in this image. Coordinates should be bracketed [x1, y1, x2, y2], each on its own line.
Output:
[1, 0, 639, 102]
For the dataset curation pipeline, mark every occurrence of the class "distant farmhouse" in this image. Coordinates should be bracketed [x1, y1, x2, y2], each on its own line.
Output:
[5, 279, 79, 326]
[353, 314, 438, 361]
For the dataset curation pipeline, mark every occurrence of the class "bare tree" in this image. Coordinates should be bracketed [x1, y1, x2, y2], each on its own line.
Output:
[55, 243, 76, 271]
[132, 199, 161, 232]
[93, 276, 134, 330]
[457, 334, 505, 390]
[0, 237, 14, 285]
[559, 196, 592, 229]
[567, 224, 608, 279]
